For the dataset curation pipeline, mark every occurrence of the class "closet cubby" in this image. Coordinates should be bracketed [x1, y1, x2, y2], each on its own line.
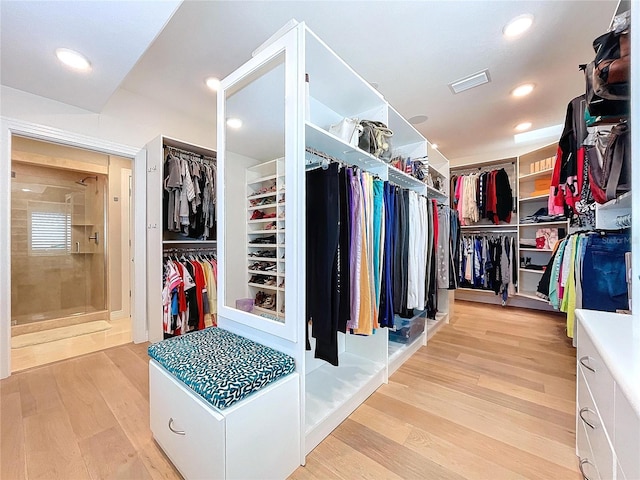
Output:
[217, 21, 451, 465]
[452, 144, 574, 310]
[517, 144, 568, 302]
[246, 158, 285, 321]
[144, 135, 217, 343]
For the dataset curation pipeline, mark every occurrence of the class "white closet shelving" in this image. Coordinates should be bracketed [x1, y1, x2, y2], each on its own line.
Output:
[216, 21, 450, 464]
[144, 135, 217, 343]
[451, 145, 574, 311]
[517, 144, 568, 302]
[246, 158, 285, 320]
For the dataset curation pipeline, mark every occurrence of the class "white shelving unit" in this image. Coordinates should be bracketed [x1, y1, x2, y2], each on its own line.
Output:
[216, 22, 451, 467]
[517, 144, 567, 304]
[595, 191, 632, 229]
[246, 159, 285, 321]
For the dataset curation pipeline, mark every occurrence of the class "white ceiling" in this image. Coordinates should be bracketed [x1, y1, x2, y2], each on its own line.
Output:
[0, 0, 618, 162]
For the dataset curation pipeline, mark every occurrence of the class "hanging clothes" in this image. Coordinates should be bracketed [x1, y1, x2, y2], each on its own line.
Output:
[163, 147, 217, 240]
[458, 233, 516, 298]
[162, 252, 218, 338]
[536, 230, 631, 338]
[452, 168, 513, 226]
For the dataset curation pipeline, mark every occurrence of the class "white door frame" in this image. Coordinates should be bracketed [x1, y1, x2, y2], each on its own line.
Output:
[0, 117, 147, 378]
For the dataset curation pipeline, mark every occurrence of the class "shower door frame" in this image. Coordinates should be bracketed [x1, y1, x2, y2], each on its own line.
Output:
[0, 117, 147, 379]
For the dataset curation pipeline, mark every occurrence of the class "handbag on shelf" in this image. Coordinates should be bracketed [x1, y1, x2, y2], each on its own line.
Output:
[328, 117, 362, 147]
[586, 122, 630, 204]
[582, 21, 630, 117]
[358, 120, 393, 161]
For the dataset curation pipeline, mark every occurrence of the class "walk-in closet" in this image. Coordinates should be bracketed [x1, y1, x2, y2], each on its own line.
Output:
[0, 1, 637, 479]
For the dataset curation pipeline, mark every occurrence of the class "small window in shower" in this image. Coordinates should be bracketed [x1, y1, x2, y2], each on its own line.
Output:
[28, 201, 71, 255]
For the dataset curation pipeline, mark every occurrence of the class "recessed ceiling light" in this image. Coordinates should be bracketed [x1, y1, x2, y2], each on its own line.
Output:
[55, 48, 91, 71]
[205, 77, 221, 91]
[431, 143, 439, 150]
[408, 115, 429, 125]
[21, 188, 31, 192]
[226, 118, 243, 129]
[511, 83, 535, 97]
[515, 122, 532, 132]
[503, 14, 534, 38]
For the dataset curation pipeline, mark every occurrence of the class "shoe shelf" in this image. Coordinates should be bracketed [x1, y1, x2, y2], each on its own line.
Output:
[248, 174, 277, 185]
[245, 158, 286, 321]
[248, 203, 278, 211]
[248, 191, 277, 201]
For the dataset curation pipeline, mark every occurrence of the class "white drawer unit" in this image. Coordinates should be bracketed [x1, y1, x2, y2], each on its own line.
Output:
[577, 369, 614, 479]
[614, 385, 640, 480]
[150, 360, 226, 479]
[575, 310, 640, 480]
[149, 360, 301, 479]
[577, 419, 602, 480]
[578, 327, 615, 434]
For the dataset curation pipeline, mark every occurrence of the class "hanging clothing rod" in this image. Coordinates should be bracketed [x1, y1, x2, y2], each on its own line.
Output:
[163, 246, 217, 255]
[461, 229, 518, 234]
[305, 147, 433, 195]
[451, 161, 515, 177]
[164, 145, 216, 163]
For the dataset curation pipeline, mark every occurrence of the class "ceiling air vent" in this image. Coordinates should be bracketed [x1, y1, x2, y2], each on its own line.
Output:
[449, 69, 491, 94]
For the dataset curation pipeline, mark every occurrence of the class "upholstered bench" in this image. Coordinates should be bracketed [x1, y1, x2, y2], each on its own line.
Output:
[148, 327, 300, 479]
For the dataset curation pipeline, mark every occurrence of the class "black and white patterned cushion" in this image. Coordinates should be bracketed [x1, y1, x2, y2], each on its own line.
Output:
[148, 327, 296, 410]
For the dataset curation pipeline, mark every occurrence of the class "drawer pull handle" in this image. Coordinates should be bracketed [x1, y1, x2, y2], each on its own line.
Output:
[168, 418, 185, 436]
[578, 458, 594, 480]
[579, 356, 595, 373]
[579, 408, 597, 430]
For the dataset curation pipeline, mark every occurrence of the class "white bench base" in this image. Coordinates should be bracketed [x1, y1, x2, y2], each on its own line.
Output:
[149, 360, 300, 479]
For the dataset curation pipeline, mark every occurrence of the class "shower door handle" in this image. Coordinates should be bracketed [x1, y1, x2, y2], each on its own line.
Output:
[89, 232, 99, 245]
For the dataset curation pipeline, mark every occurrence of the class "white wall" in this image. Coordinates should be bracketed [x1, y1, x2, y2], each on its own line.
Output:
[0, 86, 216, 150]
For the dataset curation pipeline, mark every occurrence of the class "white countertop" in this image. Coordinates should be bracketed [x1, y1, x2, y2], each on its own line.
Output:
[576, 309, 640, 417]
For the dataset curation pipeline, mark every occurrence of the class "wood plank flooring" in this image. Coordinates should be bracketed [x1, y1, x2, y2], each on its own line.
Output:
[1, 301, 580, 479]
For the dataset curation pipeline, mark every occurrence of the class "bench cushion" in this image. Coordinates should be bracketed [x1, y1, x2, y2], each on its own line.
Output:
[148, 327, 295, 410]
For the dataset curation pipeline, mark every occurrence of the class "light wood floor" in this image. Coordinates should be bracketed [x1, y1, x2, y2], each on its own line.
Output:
[0, 301, 580, 479]
[11, 317, 132, 372]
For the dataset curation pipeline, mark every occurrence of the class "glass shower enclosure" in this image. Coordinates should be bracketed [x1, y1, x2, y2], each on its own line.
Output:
[10, 162, 108, 326]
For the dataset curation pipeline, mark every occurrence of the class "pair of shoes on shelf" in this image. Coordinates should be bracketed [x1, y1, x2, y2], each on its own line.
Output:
[249, 261, 276, 271]
[250, 210, 265, 220]
[249, 235, 276, 244]
[249, 275, 268, 284]
[249, 249, 276, 258]
[255, 291, 276, 310]
[262, 212, 276, 219]
[249, 197, 276, 207]
[264, 222, 277, 230]
[278, 279, 285, 288]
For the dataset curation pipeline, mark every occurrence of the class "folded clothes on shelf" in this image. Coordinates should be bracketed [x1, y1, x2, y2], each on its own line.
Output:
[519, 238, 537, 247]
[519, 207, 566, 224]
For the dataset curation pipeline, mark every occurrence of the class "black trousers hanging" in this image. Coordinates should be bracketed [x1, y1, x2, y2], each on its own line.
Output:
[306, 163, 340, 366]
[337, 167, 350, 333]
